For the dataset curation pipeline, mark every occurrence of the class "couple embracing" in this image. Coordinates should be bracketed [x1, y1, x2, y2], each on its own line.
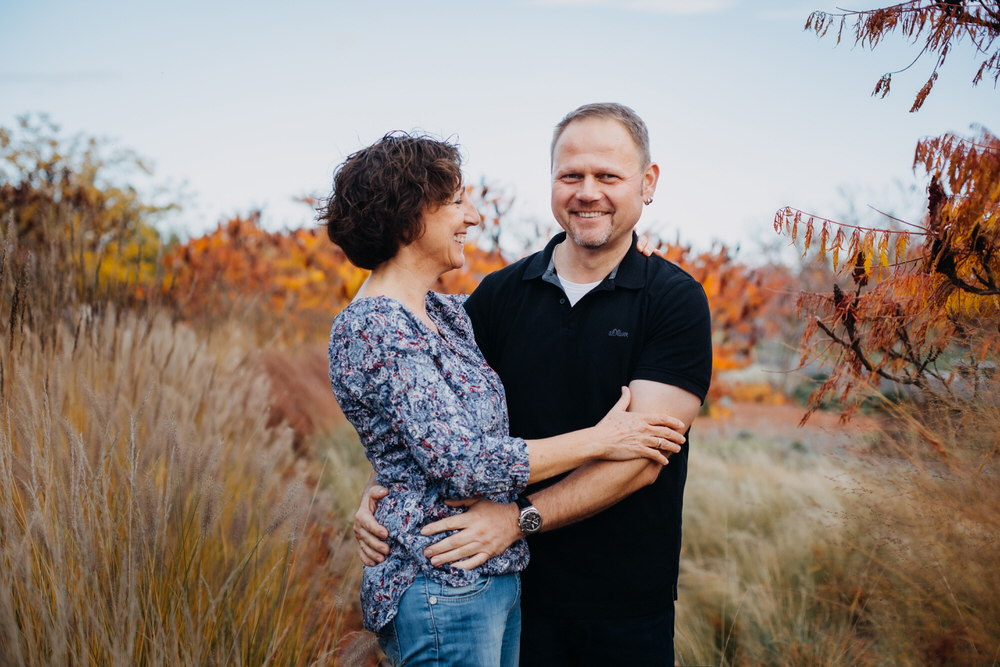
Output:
[324, 103, 712, 667]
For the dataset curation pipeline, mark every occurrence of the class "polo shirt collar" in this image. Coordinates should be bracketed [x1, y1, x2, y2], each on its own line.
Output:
[523, 231, 646, 290]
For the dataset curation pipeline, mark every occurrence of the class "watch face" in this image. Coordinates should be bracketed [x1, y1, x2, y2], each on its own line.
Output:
[520, 509, 543, 534]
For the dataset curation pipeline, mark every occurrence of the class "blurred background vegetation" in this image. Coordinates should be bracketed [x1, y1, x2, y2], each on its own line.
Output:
[2, 108, 997, 666]
[1, 2, 998, 662]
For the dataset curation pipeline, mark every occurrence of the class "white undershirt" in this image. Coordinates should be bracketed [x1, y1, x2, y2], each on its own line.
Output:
[558, 275, 603, 306]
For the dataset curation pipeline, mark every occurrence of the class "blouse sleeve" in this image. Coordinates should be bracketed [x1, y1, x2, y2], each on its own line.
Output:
[332, 315, 530, 499]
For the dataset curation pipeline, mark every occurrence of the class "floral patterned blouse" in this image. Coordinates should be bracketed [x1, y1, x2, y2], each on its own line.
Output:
[328, 292, 530, 632]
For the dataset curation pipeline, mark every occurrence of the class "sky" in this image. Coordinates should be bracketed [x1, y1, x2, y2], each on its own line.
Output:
[1, 0, 996, 257]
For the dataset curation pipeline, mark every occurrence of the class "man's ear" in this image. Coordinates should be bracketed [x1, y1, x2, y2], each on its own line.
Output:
[642, 162, 660, 201]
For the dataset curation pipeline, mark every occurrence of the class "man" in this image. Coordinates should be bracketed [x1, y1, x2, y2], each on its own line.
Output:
[354, 103, 712, 666]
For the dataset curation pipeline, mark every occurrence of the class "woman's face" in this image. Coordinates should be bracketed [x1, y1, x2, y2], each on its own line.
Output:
[410, 185, 481, 274]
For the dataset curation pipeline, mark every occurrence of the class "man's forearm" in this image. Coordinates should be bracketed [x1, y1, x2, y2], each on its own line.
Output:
[421, 381, 701, 565]
[529, 379, 701, 532]
[529, 457, 661, 531]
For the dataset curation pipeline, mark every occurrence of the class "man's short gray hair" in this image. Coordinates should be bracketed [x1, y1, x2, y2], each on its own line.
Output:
[550, 103, 651, 168]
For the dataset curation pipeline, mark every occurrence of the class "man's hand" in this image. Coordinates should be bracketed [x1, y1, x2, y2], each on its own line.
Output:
[421, 498, 522, 569]
[353, 481, 390, 566]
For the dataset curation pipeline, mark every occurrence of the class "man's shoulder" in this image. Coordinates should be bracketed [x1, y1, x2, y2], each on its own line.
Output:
[635, 255, 711, 329]
[644, 254, 705, 296]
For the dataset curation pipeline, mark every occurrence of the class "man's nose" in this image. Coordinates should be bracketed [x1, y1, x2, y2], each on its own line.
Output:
[576, 176, 601, 201]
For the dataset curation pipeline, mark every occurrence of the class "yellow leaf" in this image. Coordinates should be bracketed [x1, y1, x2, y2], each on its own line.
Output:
[878, 231, 890, 269]
[895, 234, 909, 262]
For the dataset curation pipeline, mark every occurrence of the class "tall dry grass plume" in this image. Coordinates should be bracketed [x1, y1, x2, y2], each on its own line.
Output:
[0, 224, 368, 663]
[846, 396, 1000, 666]
[676, 394, 1000, 666]
[677, 427, 874, 666]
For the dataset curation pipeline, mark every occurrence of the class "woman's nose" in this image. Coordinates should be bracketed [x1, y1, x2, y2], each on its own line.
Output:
[464, 200, 481, 225]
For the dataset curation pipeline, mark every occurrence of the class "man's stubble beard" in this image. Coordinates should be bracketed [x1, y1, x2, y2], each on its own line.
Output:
[565, 223, 614, 250]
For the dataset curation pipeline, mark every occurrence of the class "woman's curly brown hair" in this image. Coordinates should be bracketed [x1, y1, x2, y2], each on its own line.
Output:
[319, 132, 463, 270]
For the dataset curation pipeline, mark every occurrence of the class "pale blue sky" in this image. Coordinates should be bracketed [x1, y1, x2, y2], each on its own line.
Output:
[1, 0, 996, 253]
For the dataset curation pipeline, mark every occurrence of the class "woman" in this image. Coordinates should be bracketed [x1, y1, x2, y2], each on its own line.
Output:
[323, 132, 684, 667]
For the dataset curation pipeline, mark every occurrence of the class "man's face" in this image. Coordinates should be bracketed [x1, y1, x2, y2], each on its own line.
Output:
[550, 117, 658, 253]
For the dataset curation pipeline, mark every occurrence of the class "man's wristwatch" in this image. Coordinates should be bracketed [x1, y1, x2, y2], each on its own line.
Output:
[515, 494, 543, 535]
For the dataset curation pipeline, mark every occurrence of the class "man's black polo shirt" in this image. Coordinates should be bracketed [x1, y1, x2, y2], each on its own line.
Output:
[464, 231, 713, 619]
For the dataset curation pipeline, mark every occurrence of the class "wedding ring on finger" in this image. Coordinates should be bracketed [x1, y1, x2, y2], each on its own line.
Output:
[656, 437, 663, 449]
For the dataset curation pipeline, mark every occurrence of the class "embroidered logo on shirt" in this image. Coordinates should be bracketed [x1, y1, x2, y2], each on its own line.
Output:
[608, 329, 629, 338]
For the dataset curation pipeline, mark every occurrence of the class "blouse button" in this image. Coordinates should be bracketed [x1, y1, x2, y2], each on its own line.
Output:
[560, 298, 566, 304]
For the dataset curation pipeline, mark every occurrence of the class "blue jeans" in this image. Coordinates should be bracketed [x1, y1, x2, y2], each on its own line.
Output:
[378, 572, 521, 667]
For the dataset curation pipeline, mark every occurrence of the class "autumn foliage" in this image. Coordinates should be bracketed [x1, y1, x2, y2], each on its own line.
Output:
[4, 5, 999, 659]
[0, 116, 171, 325]
[806, 0, 1000, 112]
[781, 0, 1000, 421]
[777, 127, 1000, 420]
[655, 243, 792, 386]
[2, 113, 794, 393]
[162, 218, 791, 398]
[163, 213, 363, 339]
[161, 209, 511, 342]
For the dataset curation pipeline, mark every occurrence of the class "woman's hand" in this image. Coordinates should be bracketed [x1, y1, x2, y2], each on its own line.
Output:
[591, 387, 687, 464]
[636, 235, 665, 258]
